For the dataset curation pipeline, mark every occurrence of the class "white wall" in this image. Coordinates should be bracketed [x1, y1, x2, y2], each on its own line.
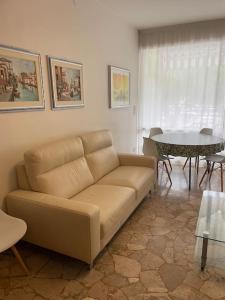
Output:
[0, 0, 138, 206]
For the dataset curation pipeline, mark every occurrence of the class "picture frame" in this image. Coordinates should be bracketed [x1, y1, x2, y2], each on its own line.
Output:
[48, 56, 84, 109]
[108, 65, 130, 108]
[0, 45, 44, 112]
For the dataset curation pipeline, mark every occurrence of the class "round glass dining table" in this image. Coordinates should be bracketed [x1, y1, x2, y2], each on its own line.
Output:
[151, 132, 224, 190]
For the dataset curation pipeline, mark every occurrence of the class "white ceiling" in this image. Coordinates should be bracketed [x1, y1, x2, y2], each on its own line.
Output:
[97, 0, 225, 29]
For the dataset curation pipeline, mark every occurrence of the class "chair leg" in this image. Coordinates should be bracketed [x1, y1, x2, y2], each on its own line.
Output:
[221, 163, 223, 192]
[163, 161, 172, 185]
[183, 157, 189, 169]
[157, 161, 159, 179]
[199, 160, 210, 187]
[209, 162, 215, 182]
[167, 157, 172, 170]
[196, 156, 199, 175]
[11, 245, 29, 275]
[207, 161, 211, 173]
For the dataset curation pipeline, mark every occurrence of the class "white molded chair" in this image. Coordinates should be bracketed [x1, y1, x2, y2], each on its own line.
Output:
[149, 127, 173, 170]
[183, 128, 213, 173]
[143, 137, 172, 185]
[149, 127, 163, 138]
[199, 154, 225, 192]
[0, 209, 29, 274]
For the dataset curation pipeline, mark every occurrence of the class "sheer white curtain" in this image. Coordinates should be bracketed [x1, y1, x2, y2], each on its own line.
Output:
[138, 20, 225, 148]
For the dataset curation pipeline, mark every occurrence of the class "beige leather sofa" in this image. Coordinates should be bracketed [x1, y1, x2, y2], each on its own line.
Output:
[5, 130, 156, 267]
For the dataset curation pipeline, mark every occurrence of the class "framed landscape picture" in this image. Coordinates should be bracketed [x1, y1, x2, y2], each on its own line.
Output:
[109, 65, 130, 108]
[0, 45, 44, 112]
[48, 56, 84, 109]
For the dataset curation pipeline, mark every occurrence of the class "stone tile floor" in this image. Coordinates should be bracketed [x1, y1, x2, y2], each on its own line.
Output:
[1, 164, 225, 299]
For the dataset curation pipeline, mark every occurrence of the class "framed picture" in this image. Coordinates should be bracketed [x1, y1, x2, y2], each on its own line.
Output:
[0, 45, 44, 112]
[48, 56, 84, 109]
[109, 65, 130, 108]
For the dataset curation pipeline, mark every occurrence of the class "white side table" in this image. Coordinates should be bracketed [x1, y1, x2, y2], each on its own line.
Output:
[0, 209, 29, 274]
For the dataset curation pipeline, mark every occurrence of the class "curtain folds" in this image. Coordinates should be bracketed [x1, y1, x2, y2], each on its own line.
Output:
[138, 19, 225, 149]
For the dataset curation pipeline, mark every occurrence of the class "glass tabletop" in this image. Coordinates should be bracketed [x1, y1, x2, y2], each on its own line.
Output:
[151, 132, 223, 146]
[195, 190, 225, 243]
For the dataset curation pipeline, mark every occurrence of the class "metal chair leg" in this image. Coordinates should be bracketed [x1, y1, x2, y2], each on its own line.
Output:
[163, 161, 172, 185]
[196, 156, 199, 175]
[157, 161, 159, 179]
[168, 157, 172, 171]
[221, 163, 223, 192]
[183, 157, 189, 170]
[209, 162, 215, 182]
[199, 160, 210, 187]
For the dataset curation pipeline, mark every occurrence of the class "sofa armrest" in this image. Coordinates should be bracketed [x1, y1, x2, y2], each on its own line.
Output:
[118, 153, 156, 170]
[5, 190, 100, 264]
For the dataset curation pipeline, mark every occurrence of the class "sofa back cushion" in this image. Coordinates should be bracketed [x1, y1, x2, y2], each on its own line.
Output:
[24, 136, 94, 198]
[16, 162, 32, 191]
[81, 130, 119, 182]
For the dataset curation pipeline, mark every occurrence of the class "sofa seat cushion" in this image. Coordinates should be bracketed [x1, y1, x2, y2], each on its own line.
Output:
[70, 185, 135, 239]
[97, 166, 155, 201]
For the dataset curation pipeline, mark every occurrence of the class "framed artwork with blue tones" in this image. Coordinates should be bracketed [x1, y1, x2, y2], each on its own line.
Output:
[0, 45, 44, 112]
[48, 56, 84, 109]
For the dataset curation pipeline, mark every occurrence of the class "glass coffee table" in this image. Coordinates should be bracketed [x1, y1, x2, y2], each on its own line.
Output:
[195, 190, 225, 271]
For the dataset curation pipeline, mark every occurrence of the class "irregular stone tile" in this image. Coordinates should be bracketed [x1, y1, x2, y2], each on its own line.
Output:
[200, 278, 225, 299]
[28, 278, 67, 300]
[26, 253, 49, 274]
[174, 252, 189, 267]
[122, 282, 146, 297]
[95, 250, 114, 265]
[102, 273, 129, 287]
[170, 284, 210, 300]
[0, 268, 9, 277]
[128, 223, 152, 234]
[113, 255, 141, 277]
[173, 237, 186, 250]
[147, 236, 168, 255]
[127, 243, 146, 251]
[10, 277, 29, 288]
[129, 233, 150, 246]
[128, 277, 139, 284]
[0, 278, 10, 289]
[151, 217, 168, 227]
[166, 232, 177, 240]
[151, 227, 171, 236]
[129, 293, 171, 300]
[88, 281, 108, 300]
[61, 280, 83, 298]
[138, 215, 157, 226]
[107, 287, 127, 300]
[95, 262, 115, 275]
[159, 264, 186, 291]
[0, 255, 14, 269]
[9, 263, 27, 277]
[36, 259, 63, 278]
[82, 298, 95, 300]
[3, 289, 35, 300]
[77, 268, 104, 287]
[162, 248, 174, 264]
[184, 271, 205, 290]
[139, 251, 164, 271]
[62, 259, 84, 280]
[140, 270, 168, 293]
